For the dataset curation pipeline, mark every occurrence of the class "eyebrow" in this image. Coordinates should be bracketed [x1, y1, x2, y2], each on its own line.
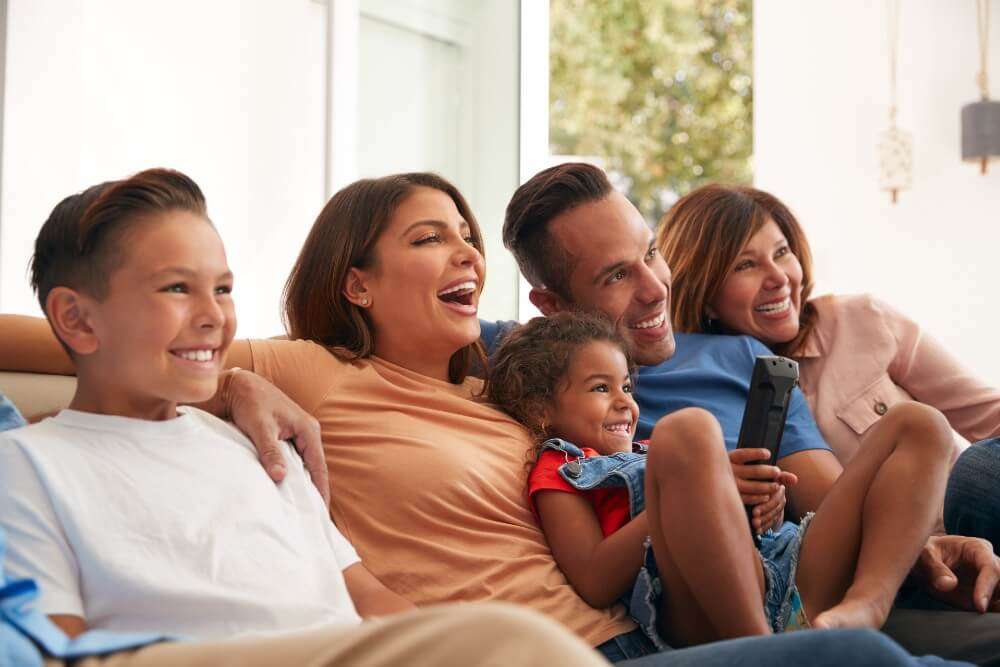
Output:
[150, 267, 233, 281]
[736, 238, 786, 258]
[592, 239, 655, 285]
[400, 219, 471, 237]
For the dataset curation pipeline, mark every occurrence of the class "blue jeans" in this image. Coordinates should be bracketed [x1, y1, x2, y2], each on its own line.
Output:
[605, 628, 969, 666]
[945, 438, 1000, 551]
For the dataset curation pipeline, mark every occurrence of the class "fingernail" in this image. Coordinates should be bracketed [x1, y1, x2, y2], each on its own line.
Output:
[269, 464, 286, 478]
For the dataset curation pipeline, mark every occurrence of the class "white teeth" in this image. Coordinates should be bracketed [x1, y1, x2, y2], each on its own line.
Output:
[176, 349, 215, 362]
[604, 423, 630, 433]
[755, 298, 791, 313]
[437, 281, 477, 297]
[631, 313, 665, 330]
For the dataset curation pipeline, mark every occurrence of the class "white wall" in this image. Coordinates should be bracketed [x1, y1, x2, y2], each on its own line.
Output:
[755, 1, 1000, 383]
[1, 0, 521, 336]
[1, 0, 327, 337]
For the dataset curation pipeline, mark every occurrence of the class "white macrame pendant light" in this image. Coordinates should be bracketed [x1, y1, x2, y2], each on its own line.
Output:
[879, 0, 912, 203]
[961, 0, 999, 174]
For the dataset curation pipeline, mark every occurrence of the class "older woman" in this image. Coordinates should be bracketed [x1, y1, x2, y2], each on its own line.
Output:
[656, 183, 1000, 548]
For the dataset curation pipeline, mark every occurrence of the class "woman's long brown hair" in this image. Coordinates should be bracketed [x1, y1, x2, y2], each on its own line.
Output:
[655, 184, 818, 356]
[283, 172, 486, 383]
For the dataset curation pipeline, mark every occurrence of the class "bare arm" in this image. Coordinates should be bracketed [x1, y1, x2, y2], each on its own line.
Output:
[0, 315, 72, 374]
[777, 448, 842, 518]
[536, 490, 649, 609]
[0, 314, 252, 375]
[343, 562, 416, 618]
[48, 614, 87, 638]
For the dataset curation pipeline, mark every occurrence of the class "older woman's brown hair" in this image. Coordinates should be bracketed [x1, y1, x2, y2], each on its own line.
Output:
[283, 172, 485, 383]
[655, 184, 817, 356]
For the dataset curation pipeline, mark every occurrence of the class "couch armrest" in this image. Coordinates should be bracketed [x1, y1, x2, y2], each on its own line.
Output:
[0, 372, 75, 422]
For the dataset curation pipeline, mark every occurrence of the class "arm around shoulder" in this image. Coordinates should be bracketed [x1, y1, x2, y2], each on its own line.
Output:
[0, 315, 73, 374]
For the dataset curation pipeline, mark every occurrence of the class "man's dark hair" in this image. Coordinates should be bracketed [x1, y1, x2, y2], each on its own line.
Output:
[30, 168, 208, 316]
[502, 162, 613, 298]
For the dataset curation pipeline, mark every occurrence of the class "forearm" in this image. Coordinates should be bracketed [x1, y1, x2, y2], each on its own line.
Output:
[343, 563, 416, 618]
[0, 315, 74, 374]
[564, 513, 650, 608]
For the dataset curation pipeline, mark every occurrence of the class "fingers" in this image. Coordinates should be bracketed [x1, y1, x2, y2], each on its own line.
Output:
[777, 470, 798, 486]
[970, 542, 1000, 613]
[752, 486, 786, 533]
[732, 463, 782, 483]
[247, 420, 288, 482]
[736, 476, 780, 501]
[291, 416, 330, 507]
[916, 543, 958, 592]
[729, 448, 773, 465]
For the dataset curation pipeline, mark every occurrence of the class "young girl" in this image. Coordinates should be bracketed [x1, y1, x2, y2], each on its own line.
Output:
[487, 311, 953, 649]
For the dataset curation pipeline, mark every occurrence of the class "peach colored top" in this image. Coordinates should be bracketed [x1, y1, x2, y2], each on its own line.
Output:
[247, 339, 634, 647]
[793, 294, 1000, 464]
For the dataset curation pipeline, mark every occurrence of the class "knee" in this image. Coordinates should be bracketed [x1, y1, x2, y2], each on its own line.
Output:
[647, 408, 728, 471]
[884, 401, 953, 461]
[455, 604, 600, 665]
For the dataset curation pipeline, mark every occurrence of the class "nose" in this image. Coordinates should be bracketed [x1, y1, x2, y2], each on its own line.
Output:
[195, 292, 226, 330]
[762, 259, 789, 290]
[452, 238, 484, 270]
[635, 261, 669, 305]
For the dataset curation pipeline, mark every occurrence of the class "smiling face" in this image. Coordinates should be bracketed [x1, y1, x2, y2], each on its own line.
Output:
[709, 219, 803, 346]
[353, 186, 485, 379]
[544, 192, 675, 367]
[73, 212, 235, 419]
[545, 340, 639, 455]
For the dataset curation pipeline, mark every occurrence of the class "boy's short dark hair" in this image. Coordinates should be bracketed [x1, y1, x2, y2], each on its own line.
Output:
[486, 311, 633, 452]
[30, 168, 208, 313]
[502, 162, 613, 298]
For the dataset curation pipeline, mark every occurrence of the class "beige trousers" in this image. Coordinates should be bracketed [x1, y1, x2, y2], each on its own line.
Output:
[43, 603, 609, 667]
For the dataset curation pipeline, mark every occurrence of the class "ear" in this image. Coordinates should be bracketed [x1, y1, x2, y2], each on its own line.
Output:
[46, 287, 99, 355]
[528, 287, 568, 316]
[342, 267, 372, 307]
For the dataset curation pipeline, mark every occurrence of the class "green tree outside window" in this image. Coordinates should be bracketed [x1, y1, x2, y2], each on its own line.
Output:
[550, 0, 752, 222]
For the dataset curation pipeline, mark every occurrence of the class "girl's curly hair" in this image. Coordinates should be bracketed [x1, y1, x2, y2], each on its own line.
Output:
[486, 311, 634, 459]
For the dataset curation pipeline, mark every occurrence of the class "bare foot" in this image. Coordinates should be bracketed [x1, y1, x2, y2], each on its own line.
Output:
[813, 596, 890, 630]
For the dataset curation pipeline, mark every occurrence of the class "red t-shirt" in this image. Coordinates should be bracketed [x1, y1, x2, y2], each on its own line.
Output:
[527, 448, 631, 537]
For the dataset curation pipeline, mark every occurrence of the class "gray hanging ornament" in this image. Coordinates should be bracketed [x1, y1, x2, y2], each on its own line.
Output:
[961, 0, 999, 174]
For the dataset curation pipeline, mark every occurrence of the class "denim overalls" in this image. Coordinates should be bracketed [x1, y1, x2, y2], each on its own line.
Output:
[541, 437, 812, 639]
[540, 437, 668, 649]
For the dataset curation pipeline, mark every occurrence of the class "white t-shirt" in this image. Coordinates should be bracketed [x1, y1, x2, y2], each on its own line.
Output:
[0, 407, 362, 640]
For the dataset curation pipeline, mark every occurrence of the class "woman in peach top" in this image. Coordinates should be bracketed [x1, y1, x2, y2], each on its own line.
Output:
[655, 184, 1000, 547]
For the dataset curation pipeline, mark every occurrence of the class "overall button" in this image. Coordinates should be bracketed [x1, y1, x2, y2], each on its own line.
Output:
[874, 401, 888, 416]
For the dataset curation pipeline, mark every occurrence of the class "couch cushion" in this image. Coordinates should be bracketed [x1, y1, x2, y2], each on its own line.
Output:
[0, 373, 75, 422]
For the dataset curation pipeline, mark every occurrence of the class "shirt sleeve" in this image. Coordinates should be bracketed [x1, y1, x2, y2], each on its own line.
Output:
[746, 337, 832, 458]
[247, 339, 340, 417]
[879, 298, 1000, 444]
[0, 434, 84, 617]
[526, 450, 582, 516]
[0, 394, 26, 431]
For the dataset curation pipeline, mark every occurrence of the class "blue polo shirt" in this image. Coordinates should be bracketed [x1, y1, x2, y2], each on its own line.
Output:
[480, 321, 830, 460]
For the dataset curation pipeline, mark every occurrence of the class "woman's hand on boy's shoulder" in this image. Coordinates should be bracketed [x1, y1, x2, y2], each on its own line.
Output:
[226, 369, 329, 506]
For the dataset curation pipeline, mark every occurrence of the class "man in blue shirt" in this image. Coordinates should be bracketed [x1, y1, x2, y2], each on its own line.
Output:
[484, 162, 1000, 664]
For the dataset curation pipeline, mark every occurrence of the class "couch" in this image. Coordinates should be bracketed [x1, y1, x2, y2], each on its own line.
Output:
[0, 372, 75, 422]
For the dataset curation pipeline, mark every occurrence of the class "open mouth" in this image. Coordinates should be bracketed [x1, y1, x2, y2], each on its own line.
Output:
[170, 349, 219, 363]
[754, 297, 792, 315]
[603, 421, 633, 437]
[437, 281, 478, 311]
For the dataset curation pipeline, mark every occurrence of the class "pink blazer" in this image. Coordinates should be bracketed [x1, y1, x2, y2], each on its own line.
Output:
[792, 294, 1000, 464]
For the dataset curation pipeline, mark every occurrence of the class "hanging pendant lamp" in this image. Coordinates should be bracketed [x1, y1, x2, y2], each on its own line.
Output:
[962, 0, 999, 174]
[879, 0, 912, 203]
